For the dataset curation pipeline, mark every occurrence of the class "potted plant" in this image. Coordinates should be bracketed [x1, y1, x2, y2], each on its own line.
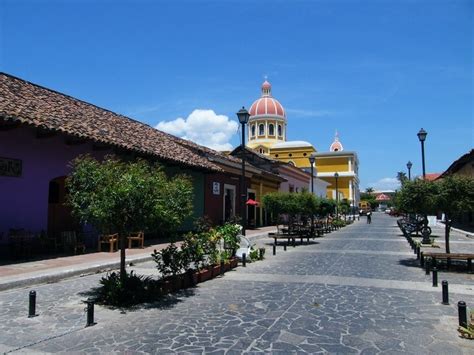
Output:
[151, 243, 184, 294]
[218, 223, 241, 256]
[220, 250, 232, 272]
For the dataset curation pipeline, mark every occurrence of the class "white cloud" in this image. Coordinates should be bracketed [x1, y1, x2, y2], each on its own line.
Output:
[156, 109, 238, 151]
[367, 177, 400, 191]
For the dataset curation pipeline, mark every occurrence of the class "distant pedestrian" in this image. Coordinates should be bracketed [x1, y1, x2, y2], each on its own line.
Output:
[367, 211, 372, 224]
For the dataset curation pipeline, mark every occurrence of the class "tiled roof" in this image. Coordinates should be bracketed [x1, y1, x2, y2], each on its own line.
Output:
[439, 149, 474, 179]
[169, 135, 243, 165]
[424, 173, 441, 181]
[0, 72, 221, 172]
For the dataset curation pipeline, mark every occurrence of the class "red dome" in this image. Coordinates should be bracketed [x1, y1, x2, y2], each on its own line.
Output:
[249, 80, 286, 118]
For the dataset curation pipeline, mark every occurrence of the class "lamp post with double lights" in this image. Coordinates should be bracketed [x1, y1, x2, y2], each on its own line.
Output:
[407, 161, 412, 181]
[334, 172, 339, 219]
[237, 107, 250, 236]
[309, 155, 316, 237]
[417, 128, 427, 180]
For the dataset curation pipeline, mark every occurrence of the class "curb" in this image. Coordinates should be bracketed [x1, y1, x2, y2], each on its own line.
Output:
[0, 254, 153, 292]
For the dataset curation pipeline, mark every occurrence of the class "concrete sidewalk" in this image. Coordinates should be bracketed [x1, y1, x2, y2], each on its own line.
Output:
[0, 226, 276, 291]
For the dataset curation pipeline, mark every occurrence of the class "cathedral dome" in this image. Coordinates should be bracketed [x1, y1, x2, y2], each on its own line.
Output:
[330, 131, 344, 152]
[249, 80, 286, 119]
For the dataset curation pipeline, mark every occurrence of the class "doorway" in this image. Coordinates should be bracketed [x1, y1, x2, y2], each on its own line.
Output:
[47, 176, 77, 237]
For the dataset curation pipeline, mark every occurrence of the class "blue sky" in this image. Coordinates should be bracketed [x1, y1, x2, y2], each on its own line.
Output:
[1, 0, 472, 190]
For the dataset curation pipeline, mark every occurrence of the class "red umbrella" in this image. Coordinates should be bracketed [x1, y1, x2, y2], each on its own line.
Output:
[246, 199, 259, 206]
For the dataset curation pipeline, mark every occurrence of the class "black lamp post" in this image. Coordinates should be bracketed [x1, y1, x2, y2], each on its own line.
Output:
[417, 128, 432, 244]
[351, 180, 356, 221]
[334, 172, 339, 219]
[309, 156, 315, 194]
[417, 128, 427, 180]
[406, 161, 412, 181]
[309, 155, 315, 237]
[237, 107, 250, 236]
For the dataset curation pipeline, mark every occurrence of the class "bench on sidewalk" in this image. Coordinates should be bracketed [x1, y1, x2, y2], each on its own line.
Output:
[421, 252, 474, 272]
[269, 232, 316, 246]
[98, 233, 119, 252]
[127, 231, 144, 249]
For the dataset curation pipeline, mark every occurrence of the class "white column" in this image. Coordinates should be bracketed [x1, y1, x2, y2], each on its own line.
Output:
[349, 180, 353, 204]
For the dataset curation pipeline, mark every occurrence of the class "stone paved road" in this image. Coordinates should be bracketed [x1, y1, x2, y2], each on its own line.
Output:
[1, 214, 473, 354]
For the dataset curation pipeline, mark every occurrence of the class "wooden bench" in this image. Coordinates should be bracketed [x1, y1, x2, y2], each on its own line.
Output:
[128, 231, 144, 249]
[421, 252, 474, 272]
[269, 232, 309, 246]
[98, 233, 119, 252]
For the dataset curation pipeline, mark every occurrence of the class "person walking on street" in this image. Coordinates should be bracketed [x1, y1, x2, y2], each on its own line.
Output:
[367, 211, 372, 224]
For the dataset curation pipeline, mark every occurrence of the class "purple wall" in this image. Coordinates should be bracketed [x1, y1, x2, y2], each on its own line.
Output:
[0, 125, 110, 240]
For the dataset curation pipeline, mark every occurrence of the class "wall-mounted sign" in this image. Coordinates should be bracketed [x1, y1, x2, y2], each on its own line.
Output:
[0, 157, 22, 177]
[212, 182, 220, 195]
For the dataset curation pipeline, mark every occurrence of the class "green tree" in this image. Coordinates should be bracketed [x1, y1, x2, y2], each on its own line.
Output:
[67, 155, 194, 279]
[435, 175, 474, 253]
[394, 179, 438, 215]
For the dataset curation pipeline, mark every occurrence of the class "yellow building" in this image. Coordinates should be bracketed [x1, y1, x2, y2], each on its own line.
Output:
[312, 135, 360, 206]
[246, 80, 359, 208]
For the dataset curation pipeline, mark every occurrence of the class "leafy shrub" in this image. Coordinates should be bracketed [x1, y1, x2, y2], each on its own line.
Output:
[181, 232, 205, 270]
[93, 271, 161, 307]
[249, 248, 259, 261]
[218, 223, 241, 252]
[151, 243, 187, 278]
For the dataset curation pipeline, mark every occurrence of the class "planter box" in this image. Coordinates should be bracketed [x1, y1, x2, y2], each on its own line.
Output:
[160, 276, 181, 294]
[181, 270, 199, 288]
[221, 261, 231, 273]
[198, 268, 212, 283]
[230, 257, 238, 269]
[211, 264, 221, 278]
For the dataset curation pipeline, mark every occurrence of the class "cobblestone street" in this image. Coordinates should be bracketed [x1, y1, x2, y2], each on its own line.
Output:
[1, 214, 473, 354]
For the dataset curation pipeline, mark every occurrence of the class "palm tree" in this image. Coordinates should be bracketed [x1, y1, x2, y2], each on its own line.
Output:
[365, 187, 374, 195]
[397, 172, 408, 186]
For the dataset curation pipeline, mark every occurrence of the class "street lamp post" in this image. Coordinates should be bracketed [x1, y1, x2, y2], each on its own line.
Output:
[237, 107, 250, 236]
[309, 156, 315, 194]
[309, 155, 315, 237]
[334, 172, 339, 219]
[351, 180, 356, 221]
[417, 128, 431, 244]
[417, 128, 427, 180]
[407, 161, 412, 181]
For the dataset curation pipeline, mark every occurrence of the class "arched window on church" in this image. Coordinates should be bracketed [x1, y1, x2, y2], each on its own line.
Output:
[269, 124, 275, 136]
[251, 125, 256, 137]
[278, 124, 282, 137]
[259, 124, 265, 136]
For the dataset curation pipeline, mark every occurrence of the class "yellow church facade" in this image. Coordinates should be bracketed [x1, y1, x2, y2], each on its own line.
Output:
[246, 80, 360, 209]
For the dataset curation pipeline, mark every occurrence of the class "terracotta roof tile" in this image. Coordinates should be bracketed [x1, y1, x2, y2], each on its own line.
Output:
[0, 73, 221, 172]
